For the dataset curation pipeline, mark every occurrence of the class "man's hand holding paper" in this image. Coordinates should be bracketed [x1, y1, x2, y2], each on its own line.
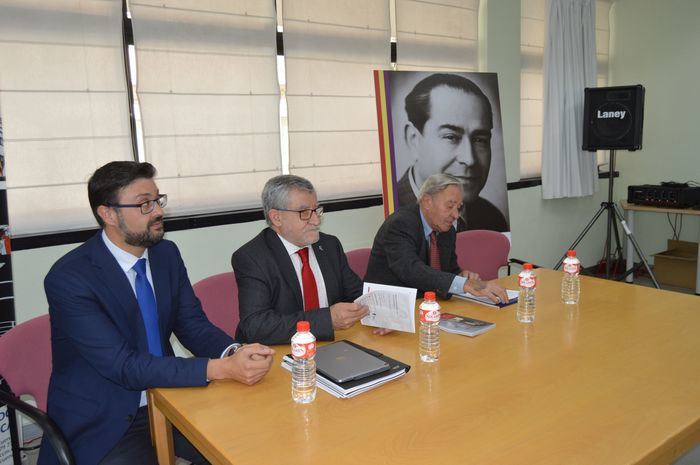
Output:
[355, 283, 417, 333]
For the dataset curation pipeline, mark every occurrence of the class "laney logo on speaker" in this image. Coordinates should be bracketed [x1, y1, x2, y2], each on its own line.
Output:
[597, 110, 626, 119]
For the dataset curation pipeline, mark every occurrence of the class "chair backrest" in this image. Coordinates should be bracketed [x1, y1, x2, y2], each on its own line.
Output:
[0, 314, 52, 411]
[345, 248, 372, 280]
[192, 272, 239, 338]
[455, 230, 511, 281]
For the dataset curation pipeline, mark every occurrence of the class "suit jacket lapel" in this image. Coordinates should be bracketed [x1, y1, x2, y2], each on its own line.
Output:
[88, 234, 148, 352]
[312, 239, 336, 303]
[412, 205, 429, 265]
[264, 228, 304, 310]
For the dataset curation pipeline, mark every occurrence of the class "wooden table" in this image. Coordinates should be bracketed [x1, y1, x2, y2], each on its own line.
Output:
[149, 269, 700, 464]
[620, 201, 700, 294]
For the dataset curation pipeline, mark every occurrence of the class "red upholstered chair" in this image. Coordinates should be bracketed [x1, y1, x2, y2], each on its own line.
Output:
[455, 230, 511, 281]
[345, 248, 372, 280]
[0, 315, 75, 464]
[192, 271, 239, 338]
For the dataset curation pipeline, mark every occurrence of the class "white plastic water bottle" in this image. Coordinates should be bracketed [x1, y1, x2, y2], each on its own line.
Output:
[291, 321, 316, 404]
[419, 291, 441, 362]
[561, 250, 581, 304]
[517, 263, 536, 323]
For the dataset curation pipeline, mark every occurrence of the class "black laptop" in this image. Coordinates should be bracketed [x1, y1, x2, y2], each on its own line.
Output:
[315, 341, 390, 384]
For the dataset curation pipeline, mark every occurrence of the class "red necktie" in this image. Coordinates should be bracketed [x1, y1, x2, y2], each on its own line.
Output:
[429, 231, 441, 270]
[297, 247, 320, 311]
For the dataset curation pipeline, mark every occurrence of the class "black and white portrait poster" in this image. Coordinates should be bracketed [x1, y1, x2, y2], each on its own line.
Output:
[374, 71, 510, 233]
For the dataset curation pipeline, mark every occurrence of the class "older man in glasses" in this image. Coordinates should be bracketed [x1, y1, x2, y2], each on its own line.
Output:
[40, 162, 274, 465]
[232, 175, 369, 345]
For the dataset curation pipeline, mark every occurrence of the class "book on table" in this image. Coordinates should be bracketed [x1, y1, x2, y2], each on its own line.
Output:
[453, 289, 519, 308]
[439, 313, 496, 337]
[281, 340, 410, 399]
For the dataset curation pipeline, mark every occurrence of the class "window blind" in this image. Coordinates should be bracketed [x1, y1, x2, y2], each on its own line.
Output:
[0, 0, 133, 235]
[395, 0, 479, 71]
[130, 1, 281, 216]
[282, 0, 390, 200]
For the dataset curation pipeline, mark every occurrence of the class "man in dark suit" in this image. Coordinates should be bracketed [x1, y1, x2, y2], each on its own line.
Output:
[232, 175, 369, 345]
[40, 162, 274, 465]
[366, 174, 507, 302]
[396, 73, 509, 232]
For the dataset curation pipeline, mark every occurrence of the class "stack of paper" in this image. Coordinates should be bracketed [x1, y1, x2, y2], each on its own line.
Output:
[357, 282, 417, 333]
[453, 289, 519, 308]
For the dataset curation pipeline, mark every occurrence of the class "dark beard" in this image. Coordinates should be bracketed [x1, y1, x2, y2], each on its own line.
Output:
[118, 214, 165, 248]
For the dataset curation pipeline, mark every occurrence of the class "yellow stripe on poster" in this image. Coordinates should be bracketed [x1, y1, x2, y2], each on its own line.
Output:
[376, 71, 395, 214]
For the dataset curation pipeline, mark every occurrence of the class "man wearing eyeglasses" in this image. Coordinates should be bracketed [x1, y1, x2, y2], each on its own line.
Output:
[40, 161, 274, 465]
[232, 175, 369, 345]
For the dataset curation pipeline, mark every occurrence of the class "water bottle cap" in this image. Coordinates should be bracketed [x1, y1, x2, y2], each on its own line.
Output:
[296, 321, 310, 332]
[423, 291, 436, 301]
[567, 250, 577, 257]
[523, 263, 533, 270]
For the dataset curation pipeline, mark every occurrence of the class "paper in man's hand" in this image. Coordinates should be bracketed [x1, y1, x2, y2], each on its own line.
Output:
[356, 283, 417, 333]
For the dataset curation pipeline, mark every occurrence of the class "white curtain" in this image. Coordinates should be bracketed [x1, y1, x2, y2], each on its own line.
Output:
[541, 0, 598, 199]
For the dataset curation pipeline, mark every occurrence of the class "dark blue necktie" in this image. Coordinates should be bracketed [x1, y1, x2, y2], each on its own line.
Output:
[133, 258, 162, 356]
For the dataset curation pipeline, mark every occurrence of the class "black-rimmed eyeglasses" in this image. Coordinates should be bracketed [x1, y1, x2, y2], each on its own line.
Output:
[107, 194, 167, 215]
[276, 206, 324, 221]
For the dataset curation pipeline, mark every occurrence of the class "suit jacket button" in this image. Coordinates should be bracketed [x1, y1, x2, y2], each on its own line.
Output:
[126, 414, 134, 422]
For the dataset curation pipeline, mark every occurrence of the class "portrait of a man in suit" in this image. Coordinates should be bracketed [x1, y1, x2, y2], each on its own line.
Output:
[388, 72, 510, 232]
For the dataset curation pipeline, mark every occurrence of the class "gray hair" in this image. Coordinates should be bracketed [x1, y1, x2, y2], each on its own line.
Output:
[262, 175, 316, 225]
[418, 173, 463, 201]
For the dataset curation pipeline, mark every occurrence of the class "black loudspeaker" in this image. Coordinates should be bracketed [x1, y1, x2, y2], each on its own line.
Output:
[582, 85, 645, 151]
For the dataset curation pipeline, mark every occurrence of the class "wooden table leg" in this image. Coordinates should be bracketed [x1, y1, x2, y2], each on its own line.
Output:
[148, 390, 175, 465]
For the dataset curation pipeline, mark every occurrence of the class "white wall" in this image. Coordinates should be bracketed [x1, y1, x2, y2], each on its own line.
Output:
[610, 0, 700, 261]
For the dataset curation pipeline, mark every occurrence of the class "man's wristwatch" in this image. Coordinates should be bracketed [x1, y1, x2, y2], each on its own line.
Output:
[228, 343, 243, 356]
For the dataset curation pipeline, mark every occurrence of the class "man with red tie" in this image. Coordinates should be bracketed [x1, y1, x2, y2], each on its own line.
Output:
[365, 173, 507, 302]
[232, 175, 368, 345]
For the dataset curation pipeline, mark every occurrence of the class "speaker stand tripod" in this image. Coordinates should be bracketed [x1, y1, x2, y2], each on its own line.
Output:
[554, 150, 660, 289]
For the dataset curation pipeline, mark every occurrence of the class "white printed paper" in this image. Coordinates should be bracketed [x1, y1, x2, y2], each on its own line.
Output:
[0, 405, 12, 465]
[356, 282, 417, 333]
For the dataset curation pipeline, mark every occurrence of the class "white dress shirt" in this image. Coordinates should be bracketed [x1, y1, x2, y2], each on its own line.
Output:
[276, 233, 329, 309]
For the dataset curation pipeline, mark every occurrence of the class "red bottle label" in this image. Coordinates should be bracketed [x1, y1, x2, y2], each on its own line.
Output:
[519, 274, 536, 289]
[420, 307, 440, 323]
[292, 340, 316, 359]
[564, 262, 580, 276]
